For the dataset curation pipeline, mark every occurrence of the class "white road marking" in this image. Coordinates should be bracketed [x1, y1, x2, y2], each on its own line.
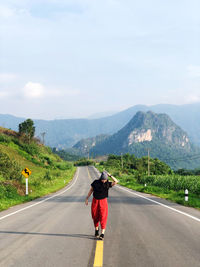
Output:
[0, 168, 79, 222]
[117, 185, 200, 223]
[92, 166, 200, 223]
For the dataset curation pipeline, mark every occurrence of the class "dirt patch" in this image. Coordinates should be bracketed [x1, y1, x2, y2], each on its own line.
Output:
[13, 181, 26, 196]
[1, 181, 26, 196]
[0, 127, 19, 138]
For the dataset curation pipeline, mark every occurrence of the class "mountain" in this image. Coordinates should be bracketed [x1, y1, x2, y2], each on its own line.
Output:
[89, 111, 200, 169]
[1, 103, 200, 148]
[72, 134, 110, 156]
[87, 111, 118, 119]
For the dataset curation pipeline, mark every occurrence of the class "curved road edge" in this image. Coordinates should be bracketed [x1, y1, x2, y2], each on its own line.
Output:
[0, 167, 79, 221]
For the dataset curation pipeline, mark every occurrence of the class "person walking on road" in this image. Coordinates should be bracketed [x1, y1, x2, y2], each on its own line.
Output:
[85, 171, 118, 240]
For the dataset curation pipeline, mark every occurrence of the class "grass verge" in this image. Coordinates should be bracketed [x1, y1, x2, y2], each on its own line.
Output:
[97, 166, 200, 211]
[0, 167, 76, 212]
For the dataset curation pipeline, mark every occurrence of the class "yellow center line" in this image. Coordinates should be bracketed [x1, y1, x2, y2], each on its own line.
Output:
[93, 240, 104, 267]
[87, 166, 93, 182]
[87, 167, 103, 267]
[87, 167, 104, 266]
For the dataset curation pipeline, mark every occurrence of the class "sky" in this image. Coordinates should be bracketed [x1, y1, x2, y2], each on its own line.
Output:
[0, 0, 200, 120]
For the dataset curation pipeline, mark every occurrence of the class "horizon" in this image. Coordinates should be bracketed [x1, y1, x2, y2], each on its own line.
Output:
[1, 102, 200, 121]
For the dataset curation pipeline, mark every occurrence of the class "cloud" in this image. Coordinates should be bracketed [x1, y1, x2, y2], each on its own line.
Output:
[22, 82, 80, 99]
[0, 91, 9, 98]
[187, 65, 200, 78]
[0, 3, 31, 20]
[0, 6, 15, 18]
[63, 89, 80, 96]
[0, 73, 18, 83]
[23, 82, 45, 99]
[184, 94, 200, 104]
[46, 88, 80, 98]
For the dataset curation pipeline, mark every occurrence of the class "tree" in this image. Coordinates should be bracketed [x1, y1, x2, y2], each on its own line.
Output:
[19, 119, 35, 143]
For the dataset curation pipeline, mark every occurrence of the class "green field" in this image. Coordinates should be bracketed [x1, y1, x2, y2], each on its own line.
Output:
[97, 154, 200, 210]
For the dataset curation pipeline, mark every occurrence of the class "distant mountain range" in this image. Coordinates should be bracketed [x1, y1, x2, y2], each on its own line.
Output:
[1, 103, 200, 148]
[74, 111, 200, 169]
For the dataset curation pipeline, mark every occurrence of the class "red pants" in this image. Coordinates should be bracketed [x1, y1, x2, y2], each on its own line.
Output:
[91, 197, 108, 229]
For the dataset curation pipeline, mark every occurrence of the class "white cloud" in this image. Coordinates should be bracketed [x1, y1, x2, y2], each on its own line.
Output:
[23, 82, 45, 99]
[22, 82, 80, 99]
[0, 73, 18, 83]
[0, 6, 15, 18]
[0, 91, 9, 98]
[63, 89, 80, 96]
[184, 94, 200, 104]
[0, 3, 31, 20]
[187, 65, 200, 78]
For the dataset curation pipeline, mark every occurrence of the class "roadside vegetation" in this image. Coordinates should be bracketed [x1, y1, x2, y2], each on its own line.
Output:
[53, 148, 81, 162]
[97, 154, 200, 210]
[0, 121, 76, 212]
[74, 158, 96, 166]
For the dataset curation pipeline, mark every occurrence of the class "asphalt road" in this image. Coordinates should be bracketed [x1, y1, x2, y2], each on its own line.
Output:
[0, 166, 200, 267]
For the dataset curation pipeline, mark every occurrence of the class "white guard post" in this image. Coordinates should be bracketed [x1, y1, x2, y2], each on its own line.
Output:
[26, 178, 28, 195]
[185, 189, 188, 201]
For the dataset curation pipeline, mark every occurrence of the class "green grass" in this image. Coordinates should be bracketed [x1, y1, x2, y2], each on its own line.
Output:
[97, 165, 200, 210]
[0, 128, 77, 212]
[0, 167, 76, 212]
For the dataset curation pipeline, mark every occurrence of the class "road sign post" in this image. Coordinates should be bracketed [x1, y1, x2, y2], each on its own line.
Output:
[26, 178, 28, 195]
[21, 168, 32, 196]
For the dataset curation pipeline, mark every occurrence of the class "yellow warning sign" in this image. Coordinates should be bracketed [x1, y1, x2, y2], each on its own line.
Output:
[22, 168, 32, 178]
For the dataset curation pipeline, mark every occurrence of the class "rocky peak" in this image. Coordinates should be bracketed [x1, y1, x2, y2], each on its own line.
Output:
[86, 111, 199, 169]
[128, 129, 152, 145]
[112, 111, 191, 149]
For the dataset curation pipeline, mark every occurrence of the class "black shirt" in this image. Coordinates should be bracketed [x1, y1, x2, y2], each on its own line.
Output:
[91, 179, 112, 200]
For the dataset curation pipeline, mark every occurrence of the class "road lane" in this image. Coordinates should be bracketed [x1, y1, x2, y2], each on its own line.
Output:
[88, 166, 200, 267]
[0, 167, 95, 267]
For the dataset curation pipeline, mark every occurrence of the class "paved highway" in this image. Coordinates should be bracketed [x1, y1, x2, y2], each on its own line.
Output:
[0, 166, 200, 267]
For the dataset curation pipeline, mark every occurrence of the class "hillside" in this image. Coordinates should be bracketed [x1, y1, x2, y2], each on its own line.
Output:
[0, 127, 75, 211]
[1, 103, 200, 148]
[89, 111, 200, 169]
[72, 134, 109, 156]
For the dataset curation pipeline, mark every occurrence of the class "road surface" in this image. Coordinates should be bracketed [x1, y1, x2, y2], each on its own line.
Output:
[0, 166, 200, 267]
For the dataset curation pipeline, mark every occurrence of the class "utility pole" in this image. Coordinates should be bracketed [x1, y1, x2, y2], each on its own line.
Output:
[148, 149, 150, 176]
[84, 145, 89, 160]
[41, 132, 46, 145]
[121, 153, 123, 169]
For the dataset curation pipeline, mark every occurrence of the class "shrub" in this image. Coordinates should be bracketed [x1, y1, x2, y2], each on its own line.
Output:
[56, 162, 72, 170]
[43, 171, 53, 181]
[22, 143, 39, 156]
[74, 159, 95, 166]
[43, 156, 54, 166]
[0, 134, 11, 144]
[54, 171, 61, 177]
[0, 150, 22, 181]
[0, 183, 18, 198]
